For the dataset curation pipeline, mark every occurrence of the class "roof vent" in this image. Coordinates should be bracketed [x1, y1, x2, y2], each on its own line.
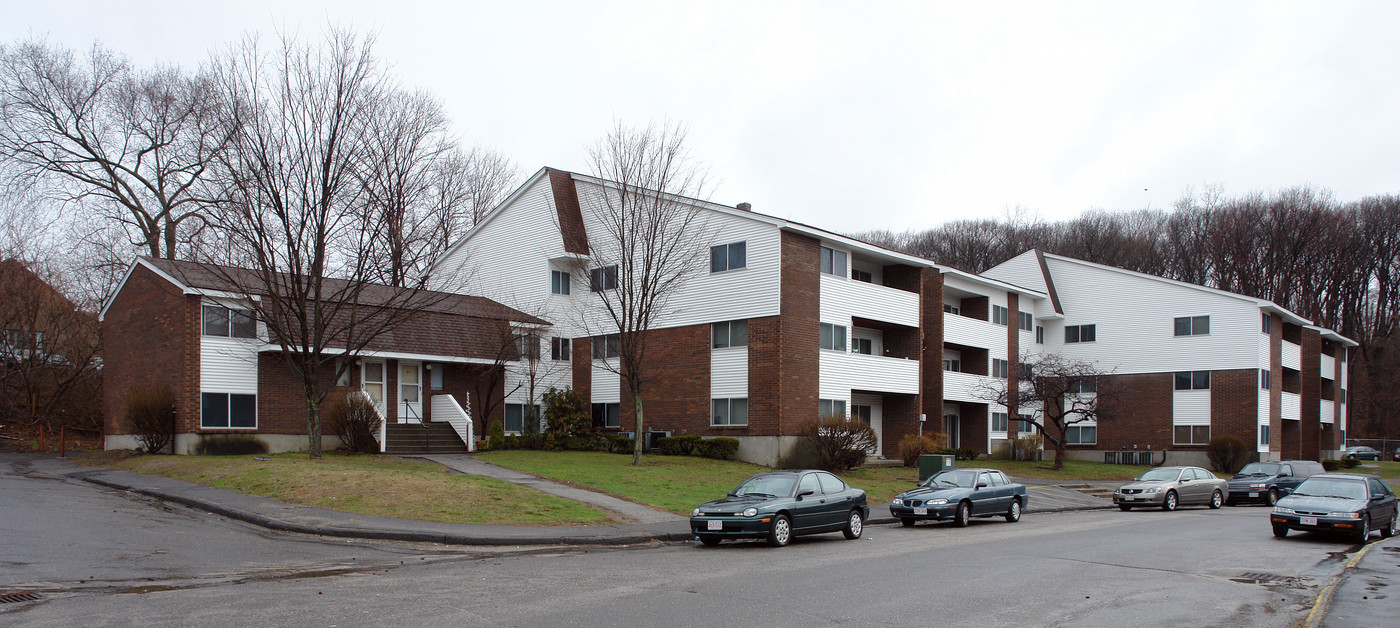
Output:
[736, 202, 752, 212]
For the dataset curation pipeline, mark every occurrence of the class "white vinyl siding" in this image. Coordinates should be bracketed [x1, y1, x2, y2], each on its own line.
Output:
[820, 274, 919, 328]
[979, 250, 1048, 295]
[1320, 399, 1335, 424]
[591, 363, 620, 404]
[1281, 341, 1301, 370]
[711, 347, 748, 398]
[1173, 390, 1210, 426]
[820, 350, 919, 396]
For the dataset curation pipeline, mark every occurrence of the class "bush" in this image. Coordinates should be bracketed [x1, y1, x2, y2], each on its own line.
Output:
[1011, 434, 1042, 461]
[324, 393, 382, 454]
[123, 385, 176, 454]
[1343, 457, 1362, 469]
[489, 419, 506, 448]
[607, 435, 635, 454]
[1322, 459, 1343, 471]
[503, 434, 520, 450]
[897, 433, 947, 467]
[1205, 436, 1250, 473]
[657, 434, 704, 456]
[194, 433, 269, 455]
[935, 448, 980, 461]
[543, 433, 558, 451]
[696, 437, 740, 460]
[803, 416, 877, 472]
[542, 387, 591, 439]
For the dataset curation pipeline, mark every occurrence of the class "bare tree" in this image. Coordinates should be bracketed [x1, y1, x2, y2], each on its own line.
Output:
[978, 352, 1115, 470]
[580, 121, 711, 465]
[0, 37, 228, 260]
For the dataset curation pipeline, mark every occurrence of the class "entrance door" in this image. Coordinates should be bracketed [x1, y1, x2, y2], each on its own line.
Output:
[362, 360, 386, 420]
[944, 414, 960, 447]
[399, 361, 422, 423]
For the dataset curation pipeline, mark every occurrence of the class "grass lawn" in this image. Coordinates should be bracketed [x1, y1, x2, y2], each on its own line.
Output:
[79, 451, 617, 526]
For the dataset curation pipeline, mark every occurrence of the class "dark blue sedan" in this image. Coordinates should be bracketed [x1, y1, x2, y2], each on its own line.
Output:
[1271, 473, 1399, 542]
[889, 468, 1028, 527]
[690, 470, 869, 547]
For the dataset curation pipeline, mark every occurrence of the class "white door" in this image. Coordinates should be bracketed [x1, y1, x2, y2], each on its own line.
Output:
[362, 360, 386, 420]
[399, 361, 422, 423]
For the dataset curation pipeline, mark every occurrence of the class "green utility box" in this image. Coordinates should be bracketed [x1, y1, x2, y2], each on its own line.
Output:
[918, 454, 955, 482]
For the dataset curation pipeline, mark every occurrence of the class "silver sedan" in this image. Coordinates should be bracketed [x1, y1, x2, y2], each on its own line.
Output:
[1114, 466, 1229, 511]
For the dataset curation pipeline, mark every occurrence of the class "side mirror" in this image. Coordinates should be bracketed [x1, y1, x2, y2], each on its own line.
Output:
[976, 482, 988, 489]
[796, 489, 815, 498]
[727, 490, 736, 497]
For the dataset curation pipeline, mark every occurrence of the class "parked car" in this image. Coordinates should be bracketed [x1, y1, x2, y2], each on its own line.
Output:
[888, 468, 1028, 527]
[690, 470, 869, 547]
[1271, 473, 1399, 542]
[1226, 460, 1326, 506]
[1113, 466, 1228, 511]
[1345, 446, 1382, 461]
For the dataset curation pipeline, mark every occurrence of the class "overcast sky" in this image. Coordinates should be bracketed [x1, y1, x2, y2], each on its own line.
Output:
[5, 1, 1399, 232]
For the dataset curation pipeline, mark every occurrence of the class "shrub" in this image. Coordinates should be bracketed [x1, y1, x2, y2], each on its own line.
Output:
[1322, 459, 1343, 471]
[1205, 436, 1250, 473]
[542, 433, 558, 451]
[324, 393, 382, 454]
[489, 419, 506, 447]
[934, 448, 980, 461]
[1343, 458, 1362, 469]
[1011, 434, 1042, 462]
[123, 385, 176, 454]
[803, 416, 877, 472]
[697, 437, 740, 460]
[195, 434, 269, 455]
[657, 436, 685, 456]
[503, 434, 520, 450]
[607, 435, 635, 454]
[542, 387, 592, 439]
[657, 434, 703, 456]
[897, 433, 947, 467]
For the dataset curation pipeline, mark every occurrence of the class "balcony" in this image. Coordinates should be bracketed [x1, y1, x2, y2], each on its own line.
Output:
[1281, 392, 1300, 421]
[1320, 354, 1336, 377]
[1320, 399, 1335, 424]
[943, 313, 1006, 351]
[820, 275, 919, 327]
[1281, 341, 1300, 370]
[820, 351, 919, 395]
[943, 370, 1000, 404]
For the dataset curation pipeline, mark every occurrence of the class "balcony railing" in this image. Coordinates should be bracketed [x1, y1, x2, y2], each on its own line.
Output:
[819, 351, 919, 394]
[1281, 391, 1300, 421]
[943, 313, 1006, 351]
[943, 370, 999, 404]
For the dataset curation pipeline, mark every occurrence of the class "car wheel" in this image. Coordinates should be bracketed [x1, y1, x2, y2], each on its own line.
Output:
[1382, 508, 1399, 539]
[1273, 525, 1288, 538]
[1209, 490, 1224, 510]
[843, 509, 864, 539]
[1162, 490, 1179, 511]
[953, 501, 971, 527]
[1354, 515, 1370, 544]
[900, 517, 915, 527]
[699, 536, 721, 547]
[1266, 488, 1279, 507]
[767, 514, 792, 547]
[1119, 504, 1133, 512]
[1005, 498, 1022, 523]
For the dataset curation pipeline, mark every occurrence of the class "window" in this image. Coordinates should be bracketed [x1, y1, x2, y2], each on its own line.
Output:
[1065, 324, 1096, 343]
[592, 334, 621, 359]
[852, 269, 873, 283]
[550, 269, 570, 295]
[820, 246, 847, 277]
[992, 358, 1009, 379]
[591, 402, 621, 428]
[551, 337, 571, 361]
[201, 392, 256, 428]
[1035, 325, 1044, 344]
[1259, 424, 1271, 446]
[851, 404, 872, 422]
[514, 333, 540, 360]
[944, 304, 960, 315]
[712, 398, 749, 426]
[1019, 311, 1033, 331]
[820, 323, 846, 351]
[852, 337, 873, 355]
[819, 399, 846, 417]
[992, 412, 1008, 432]
[504, 403, 541, 434]
[1259, 368, 1271, 390]
[798, 473, 821, 495]
[992, 305, 1009, 326]
[429, 364, 443, 391]
[1174, 425, 1211, 445]
[202, 305, 256, 339]
[1174, 370, 1211, 391]
[1070, 378, 1097, 394]
[1174, 315, 1210, 336]
[1261, 312, 1272, 334]
[943, 358, 961, 372]
[817, 472, 846, 494]
[712, 320, 748, 349]
[711, 241, 747, 272]
[589, 265, 618, 291]
[1015, 414, 1035, 433]
[1066, 425, 1096, 444]
[1341, 388, 1347, 404]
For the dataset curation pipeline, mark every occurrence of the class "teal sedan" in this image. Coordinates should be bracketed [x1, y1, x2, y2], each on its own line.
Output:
[889, 468, 1028, 527]
[691, 470, 869, 547]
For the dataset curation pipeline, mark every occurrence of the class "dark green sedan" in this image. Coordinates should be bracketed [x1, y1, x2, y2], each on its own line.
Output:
[889, 468, 1028, 527]
[690, 470, 869, 547]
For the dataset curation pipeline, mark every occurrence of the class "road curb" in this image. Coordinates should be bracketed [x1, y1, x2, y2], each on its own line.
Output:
[78, 474, 694, 547]
[1302, 541, 1378, 628]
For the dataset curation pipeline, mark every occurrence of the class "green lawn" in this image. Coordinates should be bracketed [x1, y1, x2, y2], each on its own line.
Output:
[84, 451, 617, 526]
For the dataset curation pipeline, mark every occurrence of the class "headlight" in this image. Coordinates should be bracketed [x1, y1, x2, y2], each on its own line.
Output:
[891, 498, 903, 506]
[926, 498, 948, 505]
[1249, 483, 1266, 489]
[1274, 507, 1294, 514]
[743, 508, 758, 517]
[692, 508, 701, 517]
[1145, 487, 1160, 493]
[1327, 512, 1361, 519]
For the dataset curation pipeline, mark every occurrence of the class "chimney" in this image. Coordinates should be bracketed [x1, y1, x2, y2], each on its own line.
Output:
[736, 202, 752, 212]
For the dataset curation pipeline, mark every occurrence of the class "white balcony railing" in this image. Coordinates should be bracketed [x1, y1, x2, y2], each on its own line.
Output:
[943, 370, 1000, 404]
[820, 351, 919, 395]
[1281, 392, 1300, 421]
[1281, 341, 1301, 370]
[431, 393, 475, 451]
[820, 275, 919, 328]
[943, 313, 1006, 350]
[1320, 399, 1335, 424]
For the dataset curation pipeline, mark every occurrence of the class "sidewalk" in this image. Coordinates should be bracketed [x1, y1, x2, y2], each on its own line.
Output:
[1316, 535, 1400, 627]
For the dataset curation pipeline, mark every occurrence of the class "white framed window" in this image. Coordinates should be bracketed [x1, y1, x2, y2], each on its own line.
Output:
[820, 246, 847, 277]
[589, 265, 618, 291]
[1259, 368, 1271, 390]
[944, 304, 960, 315]
[1261, 312, 1272, 334]
[852, 269, 873, 283]
[1259, 424, 1271, 446]
[591, 402, 621, 428]
[550, 269, 570, 295]
[1019, 311, 1033, 331]
[992, 358, 1009, 379]
[1175, 370, 1211, 390]
[551, 337, 571, 361]
[1174, 425, 1210, 445]
[1066, 425, 1097, 444]
[1035, 325, 1044, 344]
[992, 305, 1009, 326]
[943, 358, 961, 372]
[1015, 415, 1035, 433]
[1070, 378, 1097, 394]
[712, 398, 749, 426]
[202, 305, 256, 339]
[851, 404, 872, 422]
[1174, 315, 1210, 336]
[201, 392, 256, 429]
[710, 241, 747, 272]
[820, 323, 846, 351]
[852, 337, 873, 355]
[504, 403, 541, 434]
[992, 412, 1008, 432]
[592, 334, 621, 360]
[712, 320, 748, 349]
[819, 398, 847, 417]
[1065, 324, 1096, 343]
[514, 333, 540, 360]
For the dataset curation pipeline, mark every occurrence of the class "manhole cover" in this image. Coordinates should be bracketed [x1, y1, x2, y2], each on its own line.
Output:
[0, 592, 41, 604]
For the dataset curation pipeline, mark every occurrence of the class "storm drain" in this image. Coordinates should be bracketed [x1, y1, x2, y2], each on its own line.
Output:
[0, 592, 41, 604]
[1232, 572, 1287, 584]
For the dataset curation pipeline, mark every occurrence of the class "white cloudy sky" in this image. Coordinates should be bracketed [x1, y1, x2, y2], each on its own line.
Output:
[5, 1, 1398, 232]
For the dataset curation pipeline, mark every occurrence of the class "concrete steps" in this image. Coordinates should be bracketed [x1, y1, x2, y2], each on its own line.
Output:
[383, 422, 467, 455]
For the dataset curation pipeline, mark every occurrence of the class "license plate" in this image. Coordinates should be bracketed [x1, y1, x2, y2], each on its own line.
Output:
[1301, 516, 1317, 526]
[914, 507, 928, 515]
[707, 520, 722, 530]
[1248, 492, 1259, 497]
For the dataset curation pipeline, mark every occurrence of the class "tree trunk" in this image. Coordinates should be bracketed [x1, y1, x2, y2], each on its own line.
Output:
[1052, 441, 1066, 470]
[631, 393, 644, 466]
[306, 390, 323, 459]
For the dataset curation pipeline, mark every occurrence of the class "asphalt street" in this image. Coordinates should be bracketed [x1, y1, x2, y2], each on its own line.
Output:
[3, 454, 1385, 627]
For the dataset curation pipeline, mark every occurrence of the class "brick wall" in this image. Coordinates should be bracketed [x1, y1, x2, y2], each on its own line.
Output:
[961, 404, 988, 451]
[571, 337, 593, 403]
[919, 268, 944, 441]
[1300, 328, 1322, 461]
[619, 323, 710, 435]
[748, 315, 782, 437]
[961, 296, 989, 321]
[1006, 293, 1020, 437]
[1096, 372, 1174, 450]
[1270, 313, 1283, 454]
[882, 264, 921, 294]
[882, 393, 919, 458]
[776, 231, 820, 436]
[101, 265, 200, 438]
[1210, 369, 1260, 446]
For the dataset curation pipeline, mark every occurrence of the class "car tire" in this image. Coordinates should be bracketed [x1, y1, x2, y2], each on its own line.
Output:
[767, 514, 792, 547]
[699, 536, 721, 547]
[1354, 515, 1370, 544]
[1005, 498, 1022, 523]
[900, 517, 915, 527]
[1273, 525, 1288, 538]
[1119, 504, 1133, 512]
[1162, 490, 1179, 512]
[953, 501, 971, 527]
[1382, 508, 1399, 539]
[1266, 489, 1279, 507]
[1209, 490, 1224, 510]
[843, 509, 864, 539]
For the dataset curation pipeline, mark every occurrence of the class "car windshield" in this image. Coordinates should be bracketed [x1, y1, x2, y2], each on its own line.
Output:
[1137, 469, 1182, 482]
[732, 475, 796, 498]
[1236, 463, 1281, 477]
[1292, 479, 1367, 500]
[922, 470, 978, 488]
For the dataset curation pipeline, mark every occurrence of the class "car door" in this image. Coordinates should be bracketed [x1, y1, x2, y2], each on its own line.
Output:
[1368, 478, 1396, 524]
[792, 473, 825, 531]
[1192, 468, 1216, 503]
[816, 472, 855, 527]
[971, 472, 999, 514]
[1176, 468, 1202, 504]
[1276, 464, 1297, 494]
